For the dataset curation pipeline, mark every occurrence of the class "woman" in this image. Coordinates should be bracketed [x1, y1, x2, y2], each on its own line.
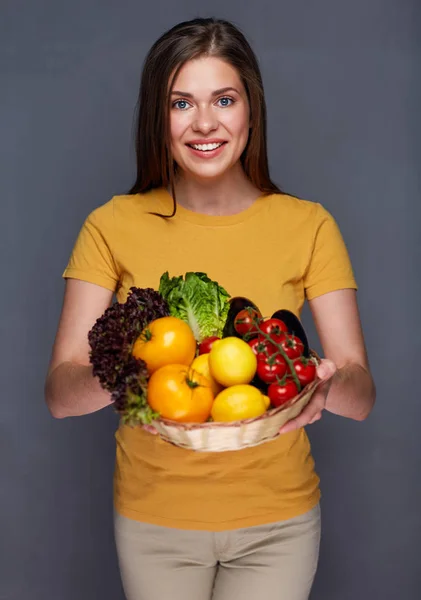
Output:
[45, 17, 376, 600]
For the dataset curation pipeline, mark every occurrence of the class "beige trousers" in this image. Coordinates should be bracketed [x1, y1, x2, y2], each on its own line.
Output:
[114, 504, 321, 600]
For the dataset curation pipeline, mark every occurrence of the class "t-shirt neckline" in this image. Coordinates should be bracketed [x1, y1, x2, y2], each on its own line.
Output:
[155, 187, 271, 226]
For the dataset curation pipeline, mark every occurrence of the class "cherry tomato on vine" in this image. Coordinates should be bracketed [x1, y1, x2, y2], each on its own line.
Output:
[292, 357, 317, 387]
[280, 335, 305, 360]
[268, 380, 299, 408]
[248, 337, 276, 360]
[256, 358, 287, 384]
[198, 336, 220, 355]
[258, 318, 288, 344]
[234, 308, 262, 337]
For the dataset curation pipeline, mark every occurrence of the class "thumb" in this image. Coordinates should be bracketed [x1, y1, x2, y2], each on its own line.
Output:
[316, 358, 337, 381]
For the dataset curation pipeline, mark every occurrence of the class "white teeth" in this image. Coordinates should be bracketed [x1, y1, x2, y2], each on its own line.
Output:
[191, 142, 223, 151]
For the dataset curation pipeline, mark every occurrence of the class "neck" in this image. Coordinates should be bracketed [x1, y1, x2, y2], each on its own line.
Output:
[171, 165, 262, 216]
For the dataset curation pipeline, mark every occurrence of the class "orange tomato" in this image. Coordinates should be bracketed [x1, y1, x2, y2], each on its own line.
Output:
[132, 316, 196, 373]
[147, 364, 214, 423]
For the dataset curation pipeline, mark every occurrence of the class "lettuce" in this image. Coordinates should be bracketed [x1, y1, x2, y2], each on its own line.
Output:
[159, 272, 231, 342]
[88, 286, 169, 424]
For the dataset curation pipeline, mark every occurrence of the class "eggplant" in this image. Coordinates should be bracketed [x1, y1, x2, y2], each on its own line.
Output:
[222, 296, 260, 339]
[271, 309, 310, 357]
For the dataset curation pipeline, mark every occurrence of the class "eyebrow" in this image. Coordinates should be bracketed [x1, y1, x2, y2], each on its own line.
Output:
[171, 87, 240, 98]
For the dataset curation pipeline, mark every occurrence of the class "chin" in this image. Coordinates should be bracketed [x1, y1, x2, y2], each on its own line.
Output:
[181, 161, 240, 182]
[190, 167, 229, 180]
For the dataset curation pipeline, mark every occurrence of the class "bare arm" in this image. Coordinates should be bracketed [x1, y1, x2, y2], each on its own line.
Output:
[310, 289, 376, 420]
[280, 289, 376, 433]
[45, 279, 114, 419]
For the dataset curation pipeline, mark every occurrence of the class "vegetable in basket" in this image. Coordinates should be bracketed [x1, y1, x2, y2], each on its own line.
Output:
[158, 271, 231, 341]
[88, 286, 170, 424]
[226, 298, 319, 398]
[88, 272, 318, 434]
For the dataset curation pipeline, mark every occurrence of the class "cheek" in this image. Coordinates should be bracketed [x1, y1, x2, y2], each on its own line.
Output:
[170, 114, 186, 146]
[224, 107, 250, 138]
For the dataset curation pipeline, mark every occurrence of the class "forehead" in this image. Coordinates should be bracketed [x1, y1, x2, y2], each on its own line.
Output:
[171, 56, 244, 94]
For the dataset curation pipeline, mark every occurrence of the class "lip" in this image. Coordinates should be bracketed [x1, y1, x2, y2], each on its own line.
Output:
[186, 142, 227, 160]
[186, 139, 228, 146]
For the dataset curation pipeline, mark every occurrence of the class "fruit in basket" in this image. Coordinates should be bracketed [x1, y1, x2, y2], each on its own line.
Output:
[209, 337, 257, 386]
[247, 337, 276, 360]
[132, 316, 196, 373]
[271, 309, 310, 357]
[256, 357, 287, 384]
[198, 335, 220, 355]
[280, 335, 305, 359]
[267, 379, 300, 408]
[222, 297, 261, 338]
[258, 318, 289, 343]
[262, 394, 271, 409]
[147, 364, 214, 422]
[292, 356, 317, 386]
[191, 354, 223, 396]
[211, 385, 268, 422]
[233, 308, 262, 336]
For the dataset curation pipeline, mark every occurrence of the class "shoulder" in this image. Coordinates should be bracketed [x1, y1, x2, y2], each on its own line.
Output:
[265, 192, 331, 226]
[112, 188, 170, 219]
[85, 196, 114, 226]
[85, 188, 169, 229]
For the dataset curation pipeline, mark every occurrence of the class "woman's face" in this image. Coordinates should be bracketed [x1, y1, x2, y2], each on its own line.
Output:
[169, 56, 251, 182]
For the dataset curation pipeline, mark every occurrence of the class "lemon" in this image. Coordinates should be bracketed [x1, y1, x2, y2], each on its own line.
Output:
[209, 337, 257, 386]
[211, 385, 267, 422]
[191, 353, 223, 397]
[262, 394, 271, 409]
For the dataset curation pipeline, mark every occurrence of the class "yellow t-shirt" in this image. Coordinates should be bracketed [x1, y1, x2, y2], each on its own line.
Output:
[63, 187, 357, 531]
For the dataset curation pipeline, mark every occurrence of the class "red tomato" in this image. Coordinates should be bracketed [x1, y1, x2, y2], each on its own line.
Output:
[256, 358, 287, 384]
[198, 336, 220, 355]
[258, 318, 288, 344]
[248, 337, 276, 360]
[268, 351, 290, 366]
[280, 335, 305, 360]
[293, 357, 317, 387]
[234, 308, 262, 336]
[268, 380, 299, 408]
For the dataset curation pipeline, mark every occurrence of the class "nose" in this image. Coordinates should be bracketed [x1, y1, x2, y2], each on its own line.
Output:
[192, 105, 218, 134]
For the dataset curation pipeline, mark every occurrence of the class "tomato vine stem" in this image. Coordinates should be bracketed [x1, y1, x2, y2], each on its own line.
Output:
[251, 319, 302, 392]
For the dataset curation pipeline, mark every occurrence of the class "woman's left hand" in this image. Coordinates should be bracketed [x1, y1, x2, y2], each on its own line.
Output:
[278, 358, 337, 434]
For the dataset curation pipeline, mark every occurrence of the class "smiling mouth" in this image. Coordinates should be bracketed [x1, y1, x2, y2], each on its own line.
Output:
[187, 142, 227, 152]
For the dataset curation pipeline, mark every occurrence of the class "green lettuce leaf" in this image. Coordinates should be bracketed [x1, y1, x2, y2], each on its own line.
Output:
[158, 271, 231, 342]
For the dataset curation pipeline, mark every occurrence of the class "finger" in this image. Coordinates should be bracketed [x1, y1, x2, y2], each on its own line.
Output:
[309, 411, 322, 424]
[316, 358, 337, 381]
[143, 424, 158, 435]
[279, 401, 322, 434]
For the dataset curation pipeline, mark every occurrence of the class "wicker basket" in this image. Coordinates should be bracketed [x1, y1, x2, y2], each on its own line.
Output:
[151, 372, 322, 452]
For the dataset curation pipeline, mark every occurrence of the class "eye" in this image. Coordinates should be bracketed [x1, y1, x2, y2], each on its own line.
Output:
[172, 99, 191, 110]
[217, 96, 235, 107]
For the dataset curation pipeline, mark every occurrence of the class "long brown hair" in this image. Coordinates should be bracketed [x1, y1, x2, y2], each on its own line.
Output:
[127, 17, 282, 216]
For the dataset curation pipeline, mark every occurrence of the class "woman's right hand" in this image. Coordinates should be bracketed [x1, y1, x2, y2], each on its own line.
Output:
[143, 424, 158, 435]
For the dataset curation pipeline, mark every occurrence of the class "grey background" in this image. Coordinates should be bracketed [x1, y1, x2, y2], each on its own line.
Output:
[1, 0, 420, 598]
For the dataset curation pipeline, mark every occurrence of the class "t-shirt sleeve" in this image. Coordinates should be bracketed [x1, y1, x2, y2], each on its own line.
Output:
[62, 201, 119, 292]
[303, 203, 358, 300]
